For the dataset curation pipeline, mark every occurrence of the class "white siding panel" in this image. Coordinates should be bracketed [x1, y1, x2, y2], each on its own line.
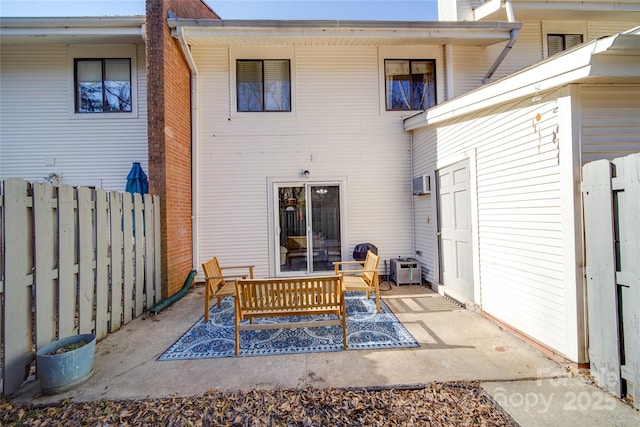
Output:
[412, 90, 573, 355]
[438, 0, 458, 21]
[487, 21, 544, 82]
[580, 86, 640, 164]
[587, 21, 639, 39]
[194, 45, 417, 278]
[438, 0, 477, 21]
[451, 45, 491, 96]
[412, 129, 438, 283]
[0, 44, 148, 191]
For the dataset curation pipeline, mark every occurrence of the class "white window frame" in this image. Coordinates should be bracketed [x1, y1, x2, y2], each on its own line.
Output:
[542, 22, 587, 59]
[384, 59, 437, 112]
[378, 46, 443, 115]
[230, 46, 296, 117]
[67, 44, 138, 119]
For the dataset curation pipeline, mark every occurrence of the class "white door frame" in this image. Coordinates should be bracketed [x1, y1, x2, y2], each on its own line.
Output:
[434, 150, 481, 306]
[267, 177, 347, 277]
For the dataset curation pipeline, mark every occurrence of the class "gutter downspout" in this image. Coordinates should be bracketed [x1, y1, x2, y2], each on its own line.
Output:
[483, 0, 518, 84]
[445, 44, 455, 100]
[174, 26, 200, 271]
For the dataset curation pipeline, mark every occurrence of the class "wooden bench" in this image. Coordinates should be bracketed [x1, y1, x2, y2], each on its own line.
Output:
[234, 275, 347, 355]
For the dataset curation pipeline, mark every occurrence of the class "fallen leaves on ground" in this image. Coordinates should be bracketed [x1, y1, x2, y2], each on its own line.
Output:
[1, 382, 517, 426]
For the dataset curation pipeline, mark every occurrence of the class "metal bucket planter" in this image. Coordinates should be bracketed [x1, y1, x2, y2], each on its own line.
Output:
[36, 333, 96, 395]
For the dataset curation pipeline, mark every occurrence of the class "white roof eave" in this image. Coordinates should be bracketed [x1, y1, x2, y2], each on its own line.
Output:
[169, 18, 521, 46]
[0, 16, 146, 44]
[404, 31, 640, 131]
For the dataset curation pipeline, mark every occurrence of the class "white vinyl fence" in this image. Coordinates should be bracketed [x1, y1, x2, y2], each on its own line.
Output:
[0, 179, 162, 397]
[582, 153, 640, 410]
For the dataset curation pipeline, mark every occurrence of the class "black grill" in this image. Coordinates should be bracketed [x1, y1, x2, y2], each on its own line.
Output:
[353, 243, 377, 261]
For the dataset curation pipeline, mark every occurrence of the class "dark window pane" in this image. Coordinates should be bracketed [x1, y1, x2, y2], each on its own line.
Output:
[77, 60, 102, 112]
[104, 59, 132, 112]
[79, 82, 103, 112]
[565, 34, 584, 50]
[104, 81, 132, 111]
[547, 35, 564, 56]
[237, 61, 263, 111]
[548, 34, 583, 57]
[264, 60, 290, 111]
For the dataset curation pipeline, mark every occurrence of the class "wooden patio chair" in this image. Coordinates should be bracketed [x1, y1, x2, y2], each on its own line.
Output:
[202, 257, 254, 322]
[334, 250, 381, 312]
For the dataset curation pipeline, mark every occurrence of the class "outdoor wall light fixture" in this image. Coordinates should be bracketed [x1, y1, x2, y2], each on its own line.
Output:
[303, 169, 310, 178]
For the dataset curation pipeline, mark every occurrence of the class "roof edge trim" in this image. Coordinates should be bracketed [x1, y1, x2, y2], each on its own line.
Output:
[404, 31, 640, 131]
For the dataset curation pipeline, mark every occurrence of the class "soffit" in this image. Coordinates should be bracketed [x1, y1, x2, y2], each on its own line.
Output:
[0, 17, 146, 44]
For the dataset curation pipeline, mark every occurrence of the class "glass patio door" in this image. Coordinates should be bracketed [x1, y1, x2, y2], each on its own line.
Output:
[276, 183, 342, 274]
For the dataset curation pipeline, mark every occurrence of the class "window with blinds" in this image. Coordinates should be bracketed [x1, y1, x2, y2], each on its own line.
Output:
[547, 34, 584, 57]
[237, 59, 291, 112]
[75, 59, 132, 113]
[385, 59, 436, 111]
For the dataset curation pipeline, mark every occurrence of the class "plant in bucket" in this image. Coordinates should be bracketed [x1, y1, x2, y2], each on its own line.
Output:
[35, 333, 96, 395]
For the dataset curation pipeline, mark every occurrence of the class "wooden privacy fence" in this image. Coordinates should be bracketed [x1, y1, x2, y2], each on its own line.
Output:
[582, 153, 639, 410]
[0, 178, 162, 397]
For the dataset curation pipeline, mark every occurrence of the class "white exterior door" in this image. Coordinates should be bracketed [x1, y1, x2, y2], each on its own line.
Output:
[437, 159, 474, 301]
[274, 183, 343, 275]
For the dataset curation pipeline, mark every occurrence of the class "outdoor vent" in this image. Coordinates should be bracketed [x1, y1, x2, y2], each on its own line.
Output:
[412, 175, 431, 195]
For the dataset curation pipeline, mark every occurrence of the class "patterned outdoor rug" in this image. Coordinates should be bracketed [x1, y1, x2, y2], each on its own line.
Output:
[158, 293, 418, 359]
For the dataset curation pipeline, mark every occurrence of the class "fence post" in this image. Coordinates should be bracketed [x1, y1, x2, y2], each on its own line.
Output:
[617, 154, 640, 409]
[2, 179, 33, 396]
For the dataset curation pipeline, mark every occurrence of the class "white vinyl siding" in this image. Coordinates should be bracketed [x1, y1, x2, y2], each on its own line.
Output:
[587, 21, 639, 40]
[580, 85, 640, 164]
[438, 0, 478, 21]
[411, 129, 438, 284]
[0, 44, 148, 191]
[450, 45, 491, 97]
[412, 91, 572, 356]
[194, 44, 423, 278]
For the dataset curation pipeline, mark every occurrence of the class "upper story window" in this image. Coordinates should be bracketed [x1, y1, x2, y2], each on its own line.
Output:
[237, 59, 291, 112]
[547, 34, 583, 57]
[75, 59, 132, 113]
[385, 59, 436, 111]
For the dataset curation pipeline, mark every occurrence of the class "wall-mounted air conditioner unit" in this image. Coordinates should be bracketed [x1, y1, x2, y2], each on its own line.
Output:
[412, 175, 431, 195]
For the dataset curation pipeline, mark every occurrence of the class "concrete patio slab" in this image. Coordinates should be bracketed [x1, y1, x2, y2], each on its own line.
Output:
[10, 284, 639, 426]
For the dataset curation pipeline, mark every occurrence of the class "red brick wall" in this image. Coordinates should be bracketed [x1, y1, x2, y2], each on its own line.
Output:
[146, 0, 219, 297]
